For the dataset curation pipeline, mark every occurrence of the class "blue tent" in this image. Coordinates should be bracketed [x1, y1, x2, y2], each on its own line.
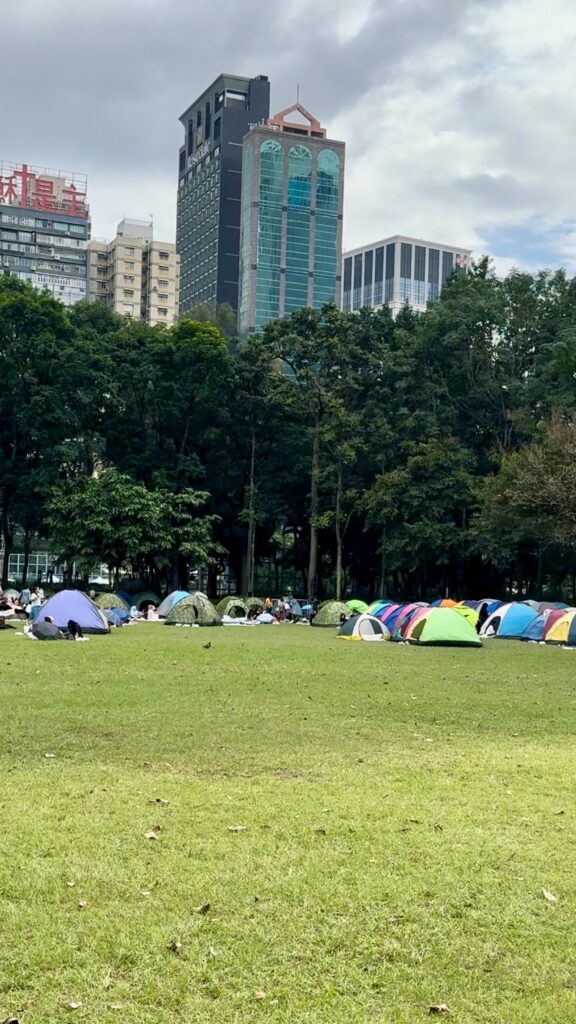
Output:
[37, 590, 109, 634]
[157, 590, 189, 618]
[481, 602, 537, 639]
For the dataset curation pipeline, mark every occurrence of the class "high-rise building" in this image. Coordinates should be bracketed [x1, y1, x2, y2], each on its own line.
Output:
[0, 160, 90, 306]
[176, 74, 271, 317]
[87, 219, 180, 326]
[238, 103, 345, 335]
[341, 235, 472, 316]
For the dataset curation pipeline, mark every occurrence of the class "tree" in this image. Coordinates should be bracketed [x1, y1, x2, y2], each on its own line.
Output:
[46, 469, 217, 589]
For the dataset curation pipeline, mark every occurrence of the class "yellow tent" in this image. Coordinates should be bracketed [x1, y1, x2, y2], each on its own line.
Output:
[545, 609, 576, 644]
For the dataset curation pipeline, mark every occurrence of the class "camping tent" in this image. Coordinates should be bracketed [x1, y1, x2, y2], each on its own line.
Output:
[133, 591, 160, 610]
[545, 610, 576, 645]
[312, 601, 351, 627]
[337, 614, 390, 641]
[36, 590, 109, 634]
[392, 603, 428, 641]
[379, 604, 407, 632]
[164, 593, 222, 627]
[157, 590, 189, 618]
[346, 599, 369, 613]
[431, 598, 458, 608]
[453, 604, 479, 627]
[521, 608, 566, 642]
[406, 607, 482, 647]
[216, 596, 248, 619]
[94, 592, 128, 610]
[245, 597, 264, 614]
[480, 602, 537, 639]
[3, 588, 20, 600]
[366, 599, 393, 616]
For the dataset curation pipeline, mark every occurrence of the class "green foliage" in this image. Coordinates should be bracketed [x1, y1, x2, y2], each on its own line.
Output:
[3, 262, 576, 599]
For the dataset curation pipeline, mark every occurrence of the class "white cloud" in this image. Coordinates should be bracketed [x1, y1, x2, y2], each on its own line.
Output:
[2, 0, 576, 272]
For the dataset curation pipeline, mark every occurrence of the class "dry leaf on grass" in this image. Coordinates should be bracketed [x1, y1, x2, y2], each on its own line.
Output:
[254, 990, 267, 1000]
[168, 938, 182, 953]
[542, 889, 557, 903]
[207, 946, 218, 957]
[150, 797, 169, 805]
[140, 890, 151, 897]
[67, 1002, 82, 1010]
[144, 831, 158, 841]
[66, 881, 75, 888]
[194, 902, 211, 914]
[44, 752, 56, 759]
[429, 1005, 450, 1015]
[77, 901, 87, 911]
[227, 825, 247, 833]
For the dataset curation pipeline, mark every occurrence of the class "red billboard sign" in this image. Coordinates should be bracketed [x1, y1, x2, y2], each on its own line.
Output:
[0, 162, 88, 218]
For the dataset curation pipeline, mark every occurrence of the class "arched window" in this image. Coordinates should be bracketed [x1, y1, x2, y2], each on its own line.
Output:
[255, 140, 284, 328]
[314, 149, 341, 307]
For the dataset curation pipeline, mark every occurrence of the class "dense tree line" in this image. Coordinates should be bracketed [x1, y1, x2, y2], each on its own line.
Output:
[1, 263, 576, 600]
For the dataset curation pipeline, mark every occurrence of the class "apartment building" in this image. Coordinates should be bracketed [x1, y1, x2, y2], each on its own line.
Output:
[88, 219, 180, 326]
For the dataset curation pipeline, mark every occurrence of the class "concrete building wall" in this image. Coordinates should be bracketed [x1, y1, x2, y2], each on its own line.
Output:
[341, 235, 472, 317]
[88, 228, 179, 325]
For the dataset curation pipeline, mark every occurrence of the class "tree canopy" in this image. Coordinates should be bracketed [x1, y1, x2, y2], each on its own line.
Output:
[2, 269, 576, 600]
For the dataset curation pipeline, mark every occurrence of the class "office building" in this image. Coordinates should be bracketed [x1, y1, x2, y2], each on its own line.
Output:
[341, 235, 472, 316]
[0, 160, 90, 306]
[88, 219, 180, 326]
[238, 103, 345, 334]
[176, 73, 271, 317]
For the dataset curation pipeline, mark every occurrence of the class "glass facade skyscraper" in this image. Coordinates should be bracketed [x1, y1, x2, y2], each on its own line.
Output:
[176, 74, 270, 317]
[238, 104, 345, 334]
[341, 235, 471, 317]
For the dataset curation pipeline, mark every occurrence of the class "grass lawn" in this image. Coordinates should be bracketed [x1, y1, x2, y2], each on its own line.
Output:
[1, 624, 576, 1023]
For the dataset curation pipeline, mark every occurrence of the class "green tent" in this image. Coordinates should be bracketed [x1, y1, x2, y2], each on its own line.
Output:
[312, 600, 351, 627]
[216, 596, 248, 619]
[244, 597, 264, 614]
[346, 599, 369, 613]
[406, 608, 482, 647]
[164, 593, 222, 627]
[94, 592, 128, 610]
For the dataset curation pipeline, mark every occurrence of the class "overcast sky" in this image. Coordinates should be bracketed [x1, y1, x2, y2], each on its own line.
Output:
[3, 0, 576, 274]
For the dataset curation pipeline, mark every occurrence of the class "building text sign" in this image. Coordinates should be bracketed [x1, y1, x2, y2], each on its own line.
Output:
[0, 162, 88, 218]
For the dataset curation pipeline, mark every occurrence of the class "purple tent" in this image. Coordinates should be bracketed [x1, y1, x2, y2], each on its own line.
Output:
[36, 590, 109, 634]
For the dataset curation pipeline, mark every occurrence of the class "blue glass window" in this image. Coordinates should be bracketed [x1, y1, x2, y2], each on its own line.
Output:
[314, 149, 340, 307]
[285, 145, 312, 315]
[255, 140, 284, 329]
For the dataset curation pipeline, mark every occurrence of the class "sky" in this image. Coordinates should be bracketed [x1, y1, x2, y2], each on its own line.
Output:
[3, 0, 576, 275]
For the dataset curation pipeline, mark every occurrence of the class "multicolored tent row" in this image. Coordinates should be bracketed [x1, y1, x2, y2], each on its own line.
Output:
[521, 609, 566, 642]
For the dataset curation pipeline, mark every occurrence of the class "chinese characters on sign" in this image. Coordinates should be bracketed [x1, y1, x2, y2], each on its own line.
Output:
[0, 163, 88, 217]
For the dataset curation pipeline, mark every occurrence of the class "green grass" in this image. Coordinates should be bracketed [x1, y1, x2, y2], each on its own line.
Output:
[1, 624, 576, 1023]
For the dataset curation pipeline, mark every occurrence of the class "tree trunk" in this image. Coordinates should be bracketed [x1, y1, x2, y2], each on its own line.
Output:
[1, 501, 12, 589]
[335, 461, 343, 602]
[307, 421, 320, 602]
[379, 526, 387, 598]
[21, 530, 32, 587]
[242, 430, 257, 595]
[536, 545, 543, 599]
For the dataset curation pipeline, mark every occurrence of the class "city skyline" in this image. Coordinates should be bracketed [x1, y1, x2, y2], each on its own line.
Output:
[2, 0, 576, 278]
